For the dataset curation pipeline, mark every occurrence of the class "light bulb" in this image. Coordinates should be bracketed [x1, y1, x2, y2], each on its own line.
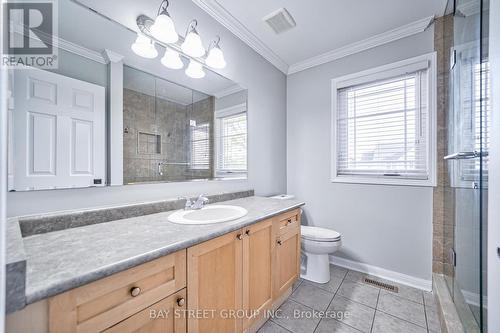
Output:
[131, 34, 158, 59]
[150, 11, 178, 44]
[161, 49, 183, 69]
[185, 60, 205, 79]
[206, 46, 226, 69]
[181, 29, 205, 58]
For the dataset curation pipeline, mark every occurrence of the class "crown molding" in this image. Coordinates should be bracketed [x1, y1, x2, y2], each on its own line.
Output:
[57, 37, 107, 64]
[190, 0, 289, 74]
[288, 16, 435, 75]
[11, 24, 107, 64]
[213, 84, 245, 98]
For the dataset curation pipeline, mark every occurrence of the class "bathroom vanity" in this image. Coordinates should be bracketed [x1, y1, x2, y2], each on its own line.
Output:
[6, 194, 304, 333]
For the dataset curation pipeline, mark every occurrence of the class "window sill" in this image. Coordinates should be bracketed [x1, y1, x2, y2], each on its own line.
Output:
[331, 175, 436, 187]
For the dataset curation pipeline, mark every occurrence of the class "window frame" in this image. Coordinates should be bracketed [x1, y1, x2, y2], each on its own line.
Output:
[331, 52, 437, 187]
[214, 103, 248, 178]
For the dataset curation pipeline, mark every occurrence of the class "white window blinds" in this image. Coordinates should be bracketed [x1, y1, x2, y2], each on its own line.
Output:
[190, 123, 210, 169]
[336, 69, 430, 181]
[217, 113, 247, 172]
[457, 61, 490, 183]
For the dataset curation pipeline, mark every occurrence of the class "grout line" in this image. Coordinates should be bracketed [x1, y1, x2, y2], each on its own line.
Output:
[370, 288, 381, 332]
[268, 319, 294, 333]
[311, 269, 348, 333]
[376, 308, 428, 330]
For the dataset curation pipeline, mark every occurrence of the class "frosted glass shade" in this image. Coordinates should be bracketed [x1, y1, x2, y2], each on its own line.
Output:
[150, 13, 178, 44]
[185, 60, 205, 79]
[131, 34, 158, 59]
[161, 49, 184, 69]
[181, 30, 205, 58]
[206, 46, 226, 69]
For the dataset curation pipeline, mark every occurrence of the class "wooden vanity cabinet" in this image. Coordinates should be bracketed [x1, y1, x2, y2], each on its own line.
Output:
[187, 209, 301, 333]
[274, 209, 301, 298]
[10, 209, 301, 333]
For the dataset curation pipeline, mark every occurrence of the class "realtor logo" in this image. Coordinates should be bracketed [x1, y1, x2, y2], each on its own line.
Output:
[2, 0, 58, 68]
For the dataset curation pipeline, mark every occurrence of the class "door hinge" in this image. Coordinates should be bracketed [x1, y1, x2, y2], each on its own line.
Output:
[93, 179, 102, 185]
[451, 49, 457, 70]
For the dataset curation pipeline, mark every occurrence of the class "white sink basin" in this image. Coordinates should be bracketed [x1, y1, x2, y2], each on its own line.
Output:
[168, 205, 248, 224]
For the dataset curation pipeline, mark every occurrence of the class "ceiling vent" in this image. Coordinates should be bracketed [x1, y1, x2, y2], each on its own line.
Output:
[263, 8, 296, 34]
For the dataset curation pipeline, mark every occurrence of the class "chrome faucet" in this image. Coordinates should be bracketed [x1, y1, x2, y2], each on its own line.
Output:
[182, 195, 209, 210]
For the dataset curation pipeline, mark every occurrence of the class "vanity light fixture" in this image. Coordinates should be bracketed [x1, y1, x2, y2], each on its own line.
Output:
[133, 3, 228, 79]
[181, 20, 206, 58]
[205, 36, 226, 69]
[150, 0, 178, 44]
[185, 60, 205, 79]
[161, 48, 184, 69]
[131, 34, 158, 59]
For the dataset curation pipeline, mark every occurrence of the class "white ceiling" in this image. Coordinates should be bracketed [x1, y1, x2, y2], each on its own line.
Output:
[73, 0, 447, 74]
[212, 0, 447, 66]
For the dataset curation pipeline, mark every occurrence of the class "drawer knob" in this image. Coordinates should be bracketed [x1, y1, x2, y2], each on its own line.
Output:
[277, 240, 282, 246]
[287, 219, 292, 224]
[177, 297, 185, 307]
[130, 287, 141, 297]
[237, 233, 243, 240]
[245, 230, 250, 236]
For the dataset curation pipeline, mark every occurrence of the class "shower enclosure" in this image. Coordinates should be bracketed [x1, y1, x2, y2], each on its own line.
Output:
[444, 0, 489, 331]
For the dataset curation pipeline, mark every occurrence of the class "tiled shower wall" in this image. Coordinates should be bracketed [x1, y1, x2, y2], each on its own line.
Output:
[123, 88, 214, 184]
[433, 15, 455, 275]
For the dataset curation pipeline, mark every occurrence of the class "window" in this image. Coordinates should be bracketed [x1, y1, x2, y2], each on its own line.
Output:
[332, 54, 436, 186]
[190, 122, 210, 170]
[215, 104, 247, 176]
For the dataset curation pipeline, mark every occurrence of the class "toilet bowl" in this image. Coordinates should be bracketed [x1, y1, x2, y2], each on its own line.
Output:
[301, 226, 342, 284]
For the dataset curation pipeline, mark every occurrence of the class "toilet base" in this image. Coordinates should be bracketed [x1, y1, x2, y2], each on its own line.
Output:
[300, 253, 330, 284]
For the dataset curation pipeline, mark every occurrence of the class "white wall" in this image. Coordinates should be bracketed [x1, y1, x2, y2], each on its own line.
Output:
[7, 0, 287, 217]
[488, 0, 500, 330]
[287, 29, 435, 282]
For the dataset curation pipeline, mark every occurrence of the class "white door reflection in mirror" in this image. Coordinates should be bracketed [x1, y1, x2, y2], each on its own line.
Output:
[12, 68, 105, 190]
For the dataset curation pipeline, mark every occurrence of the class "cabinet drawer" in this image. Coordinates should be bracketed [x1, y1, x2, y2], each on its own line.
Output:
[276, 209, 300, 235]
[103, 288, 187, 333]
[49, 250, 186, 333]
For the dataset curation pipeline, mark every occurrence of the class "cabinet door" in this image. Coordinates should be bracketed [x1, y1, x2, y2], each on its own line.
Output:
[274, 221, 301, 298]
[103, 289, 187, 333]
[187, 230, 243, 333]
[242, 219, 275, 329]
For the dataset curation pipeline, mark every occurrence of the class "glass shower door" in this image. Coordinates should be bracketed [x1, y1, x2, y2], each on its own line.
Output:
[445, 0, 489, 331]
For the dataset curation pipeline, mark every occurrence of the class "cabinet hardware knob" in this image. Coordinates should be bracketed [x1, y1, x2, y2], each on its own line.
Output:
[130, 287, 141, 297]
[237, 234, 243, 240]
[277, 240, 282, 246]
[245, 230, 250, 236]
[177, 297, 185, 307]
[287, 219, 292, 224]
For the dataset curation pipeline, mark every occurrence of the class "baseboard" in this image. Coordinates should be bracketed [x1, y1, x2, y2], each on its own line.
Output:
[461, 289, 488, 309]
[329, 255, 432, 291]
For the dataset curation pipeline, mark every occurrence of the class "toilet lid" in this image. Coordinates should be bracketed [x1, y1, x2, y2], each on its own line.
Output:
[301, 226, 341, 241]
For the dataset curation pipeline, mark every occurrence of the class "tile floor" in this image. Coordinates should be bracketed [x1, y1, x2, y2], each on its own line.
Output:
[258, 265, 441, 333]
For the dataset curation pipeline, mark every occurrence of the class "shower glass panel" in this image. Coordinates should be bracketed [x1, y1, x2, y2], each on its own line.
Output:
[445, 0, 489, 331]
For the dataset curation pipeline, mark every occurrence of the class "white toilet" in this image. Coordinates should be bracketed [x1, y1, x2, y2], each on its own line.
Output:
[300, 226, 342, 284]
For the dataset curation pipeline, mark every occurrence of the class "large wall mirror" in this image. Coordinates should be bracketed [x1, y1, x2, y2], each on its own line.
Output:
[7, 0, 247, 191]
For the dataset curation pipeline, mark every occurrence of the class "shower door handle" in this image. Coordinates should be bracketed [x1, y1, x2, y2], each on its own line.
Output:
[443, 151, 488, 160]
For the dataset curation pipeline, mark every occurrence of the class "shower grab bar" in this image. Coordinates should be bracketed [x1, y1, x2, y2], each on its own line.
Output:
[444, 151, 489, 160]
